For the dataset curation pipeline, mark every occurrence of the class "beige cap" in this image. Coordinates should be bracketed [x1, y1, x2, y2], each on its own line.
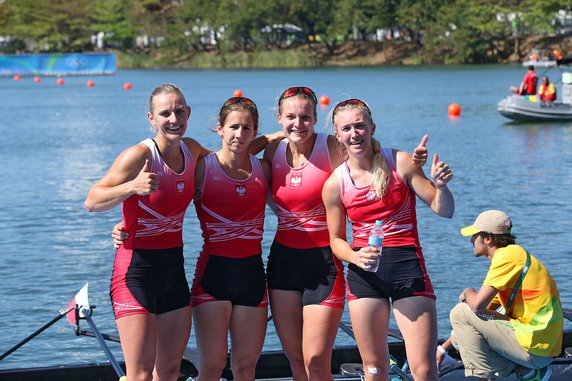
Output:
[460, 210, 512, 236]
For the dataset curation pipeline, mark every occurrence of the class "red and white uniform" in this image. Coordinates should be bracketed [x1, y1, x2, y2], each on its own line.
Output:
[121, 139, 196, 250]
[111, 138, 195, 318]
[270, 133, 331, 248]
[334, 147, 420, 248]
[191, 153, 268, 306]
[194, 153, 267, 258]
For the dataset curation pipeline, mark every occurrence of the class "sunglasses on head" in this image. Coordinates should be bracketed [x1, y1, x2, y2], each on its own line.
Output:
[279, 87, 317, 104]
[223, 96, 257, 109]
[333, 98, 371, 116]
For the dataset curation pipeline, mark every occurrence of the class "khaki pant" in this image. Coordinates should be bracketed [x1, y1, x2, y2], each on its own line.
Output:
[450, 303, 553, 379]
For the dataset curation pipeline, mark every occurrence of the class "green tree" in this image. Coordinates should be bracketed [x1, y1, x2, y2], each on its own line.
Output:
[91, 0, 139, 49]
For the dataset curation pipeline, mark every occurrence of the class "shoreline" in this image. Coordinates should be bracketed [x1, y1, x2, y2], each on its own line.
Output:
[115, 33, 572, 69]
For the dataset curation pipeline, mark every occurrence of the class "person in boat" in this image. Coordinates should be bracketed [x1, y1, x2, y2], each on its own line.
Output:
[84, 84, 211, 381]
[538, 76, 557, 103]
[189, 97, 271, 381]
[322, 98, 454, 381]
[437, 210, 563, 381]
[510, 65, 538, 96]
[262, 87, 429, 381]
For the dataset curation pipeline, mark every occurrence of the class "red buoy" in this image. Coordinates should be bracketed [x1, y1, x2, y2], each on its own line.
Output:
[448, 103, 461, 117]
[56, 78, 64, 85]
[34, 77, 41, 83]
[13, 75, 21, 81]
[233, 89, 243, 97]
[87, 80, 95, 87]
[319, 95, 330, 106]
[123, 83, 132, 90]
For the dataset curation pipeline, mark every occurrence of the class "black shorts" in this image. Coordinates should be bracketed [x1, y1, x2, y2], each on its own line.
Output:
[266, 241, 345, 308]
[191, 254, 267, 307]
[110, 246, 190, 319]
[346, 245, 435, 302]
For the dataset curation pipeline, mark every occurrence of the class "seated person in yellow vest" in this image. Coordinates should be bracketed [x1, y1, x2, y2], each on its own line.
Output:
[538, 76, 556, 103]
[437, 210, 563, 381]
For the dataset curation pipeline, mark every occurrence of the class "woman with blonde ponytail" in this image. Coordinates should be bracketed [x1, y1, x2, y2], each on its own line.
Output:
[323, 98, 454, 381]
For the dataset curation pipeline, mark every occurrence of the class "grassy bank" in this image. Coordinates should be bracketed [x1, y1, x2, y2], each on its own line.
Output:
[114, 35, 572, 69]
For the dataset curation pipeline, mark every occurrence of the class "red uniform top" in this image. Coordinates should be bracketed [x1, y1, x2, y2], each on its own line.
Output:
[194, 153, 267, 258]
[270, 133, 332, 249]
[519, 70, 538, 95]
[121, 138, 195, 250]
[334, 147, 421, 248]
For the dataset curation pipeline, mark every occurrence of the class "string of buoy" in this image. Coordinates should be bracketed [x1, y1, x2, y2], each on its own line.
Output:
[10, 79, 463, 118]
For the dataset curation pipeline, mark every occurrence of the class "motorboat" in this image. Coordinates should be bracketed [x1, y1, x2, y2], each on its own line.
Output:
[497, 49, 572, 122]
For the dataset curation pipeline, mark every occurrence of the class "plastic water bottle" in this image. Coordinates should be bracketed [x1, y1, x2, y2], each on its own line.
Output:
[366, 220, 384, 272]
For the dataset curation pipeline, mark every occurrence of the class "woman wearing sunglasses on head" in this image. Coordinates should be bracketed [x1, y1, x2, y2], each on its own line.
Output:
[322, 99, 454, 381]
[262, 88, 429, 381]
[190, 97, 271, 381]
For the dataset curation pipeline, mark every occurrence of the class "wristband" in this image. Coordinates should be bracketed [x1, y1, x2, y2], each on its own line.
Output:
[437, 345, 448, 354]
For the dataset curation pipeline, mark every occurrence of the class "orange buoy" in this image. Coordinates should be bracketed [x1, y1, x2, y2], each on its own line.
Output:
[319, 95, 330, 106]
[56, 78, 64, 85]
[13, 75, 21, 81]
[34, 77, 41, 83]
[87, 80, 95, 87]
[448, 103, 461, 117]
[123, 83, 132, 90]
[233, 89, 243, 97]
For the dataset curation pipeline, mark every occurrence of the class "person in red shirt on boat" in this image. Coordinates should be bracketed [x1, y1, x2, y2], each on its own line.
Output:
[510, 65, 538, 96]
[538, 76, 557, 102]
[323, 98, 454, 381]
[84, 84, 211, 381]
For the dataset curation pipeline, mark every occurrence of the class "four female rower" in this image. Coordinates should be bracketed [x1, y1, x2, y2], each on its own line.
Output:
[84, 84, 210, 381]
[92, 85, 451, 381]
[322, 98, 454, 381]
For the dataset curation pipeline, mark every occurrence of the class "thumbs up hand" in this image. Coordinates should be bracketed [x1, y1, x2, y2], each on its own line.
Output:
[431, 154, 453, 188]
[132, 159, 159, 195]
[412, 134, 428, 167]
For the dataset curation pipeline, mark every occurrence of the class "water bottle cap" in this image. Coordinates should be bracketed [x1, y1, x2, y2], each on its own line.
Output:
[375, 220, 383, 226]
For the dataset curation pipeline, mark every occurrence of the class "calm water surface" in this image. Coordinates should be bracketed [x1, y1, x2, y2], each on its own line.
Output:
[1, 65, 571, 369]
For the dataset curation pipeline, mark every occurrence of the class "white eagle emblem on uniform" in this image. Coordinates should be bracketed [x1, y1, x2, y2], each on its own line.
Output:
[290, 175, 302, 187]
[176, 179, 185, 193]
[235, 184, 247, 197]
[366, 189, 379, 201]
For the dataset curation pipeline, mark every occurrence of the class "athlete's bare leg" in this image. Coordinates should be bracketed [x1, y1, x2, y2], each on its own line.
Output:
[229, 305, 268, 381]
[269, 289, 307, 381]
[393, 296, 439, 381]
[348, 298, 391, 381]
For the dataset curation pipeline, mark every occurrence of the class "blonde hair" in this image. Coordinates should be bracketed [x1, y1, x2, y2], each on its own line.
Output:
[371, 138, 391, 198]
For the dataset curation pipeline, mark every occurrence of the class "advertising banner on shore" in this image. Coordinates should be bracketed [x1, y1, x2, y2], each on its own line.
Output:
[0, 53, 115, 76]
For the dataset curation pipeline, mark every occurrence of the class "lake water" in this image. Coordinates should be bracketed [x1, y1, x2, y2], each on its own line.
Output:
[1, 65, 571, 369]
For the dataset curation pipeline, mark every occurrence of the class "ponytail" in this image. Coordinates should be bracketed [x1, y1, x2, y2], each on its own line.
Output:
[371, 139, 390, 198]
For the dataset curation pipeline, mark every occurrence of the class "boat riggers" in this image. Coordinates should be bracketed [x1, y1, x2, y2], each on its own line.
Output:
[0, 306, 74, 361]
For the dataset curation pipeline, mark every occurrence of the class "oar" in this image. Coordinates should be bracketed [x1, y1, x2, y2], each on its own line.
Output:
[0, 306, 74, 361]
[68, 283, 126, 379]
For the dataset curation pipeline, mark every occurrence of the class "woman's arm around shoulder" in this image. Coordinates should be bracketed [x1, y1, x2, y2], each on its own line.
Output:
[183, 137, 212, 160]
[327, 134, 346, 169]
[193, 155, 207, 201]
[249, 130, 285, 156]
[84, 144, 156, 212]
[395, 150, 454, 218]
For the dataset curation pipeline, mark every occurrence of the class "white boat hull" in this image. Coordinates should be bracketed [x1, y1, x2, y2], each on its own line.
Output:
[497, 96, 572, 121]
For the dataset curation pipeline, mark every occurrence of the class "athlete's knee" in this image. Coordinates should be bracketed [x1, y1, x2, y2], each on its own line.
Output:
[229, 360, 256, 381]
[199, 357, 228, 380]
[126, 369, 154, 381]
[408, 359, 438, 381]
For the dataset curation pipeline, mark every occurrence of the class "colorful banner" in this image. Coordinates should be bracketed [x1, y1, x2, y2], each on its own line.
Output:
[0, 53, 115, 76]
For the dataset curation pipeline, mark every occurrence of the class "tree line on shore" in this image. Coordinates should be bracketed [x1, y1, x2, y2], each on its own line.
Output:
[0, 0, 568, 64]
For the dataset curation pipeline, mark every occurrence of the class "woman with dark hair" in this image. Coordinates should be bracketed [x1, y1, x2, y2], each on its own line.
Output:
[190, 97, 271, 381]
